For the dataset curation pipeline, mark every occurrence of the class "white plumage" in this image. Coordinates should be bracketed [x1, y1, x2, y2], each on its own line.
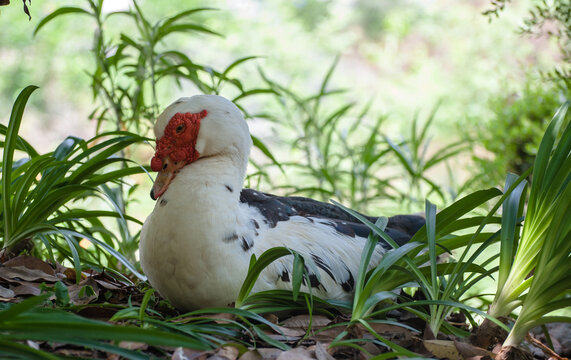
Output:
[140, 95, 423, 311]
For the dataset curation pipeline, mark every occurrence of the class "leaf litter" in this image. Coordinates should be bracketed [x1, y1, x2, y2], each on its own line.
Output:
[1, 255, 569, 359]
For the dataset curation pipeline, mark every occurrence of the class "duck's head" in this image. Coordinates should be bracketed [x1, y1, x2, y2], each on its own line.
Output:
[150, 95, 252, 200]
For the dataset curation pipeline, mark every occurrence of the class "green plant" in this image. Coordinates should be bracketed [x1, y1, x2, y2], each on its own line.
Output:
[332, 189, 508, 336]
[0, 295, 212, 359]
[487, 102, 571, 350]
[469, 82, 563, 188]
[34, 0, 280, 225]
[1, 86, 146, 280]
[384, 104, 468, 210]
[259, 58, 387, 208]
[484, 0, 570, 86]
[36, 1, 211, 134]
[260, 60, 467, 214]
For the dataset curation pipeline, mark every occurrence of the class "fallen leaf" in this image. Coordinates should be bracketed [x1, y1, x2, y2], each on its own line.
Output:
[118, 341, 148, 351]
[454, 339, 496, 358]
[54, 348, 96, 358]
[0, 265, 60, 282]
[94, 279, 123, 290]
[0, 284, 15, 298]
[4, 255, 56, 275]
[276, 347, 314, 360]
[281, 315, 330, 329]
[424, 339, 463, 360]
[263, 332, 302, 343]
[360, 340, 384, 357]
[238, 350, 263, 360]
[313, 325, 346, 343]
[11, 282, 41, 296]
[314, 342, 335, 360]
[273, 324, 307, 337]
[68, 278, 99, 305]
[354, 322, 415, 349]
[172, 347, 209, 360]
[63, 268, 78, 281]
[216, 346, 240, 360]
[255, 348, 284, 360]
[264, 313, 279, 324]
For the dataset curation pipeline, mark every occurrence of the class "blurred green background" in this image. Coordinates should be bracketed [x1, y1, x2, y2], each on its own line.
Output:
[0, 0, 567, 216]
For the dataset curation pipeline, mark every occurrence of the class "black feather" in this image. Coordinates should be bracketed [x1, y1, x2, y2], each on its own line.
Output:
[239, 188, 425, 246]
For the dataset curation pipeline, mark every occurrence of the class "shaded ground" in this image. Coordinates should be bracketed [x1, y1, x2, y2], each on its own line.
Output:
[1, 255, 569, 359]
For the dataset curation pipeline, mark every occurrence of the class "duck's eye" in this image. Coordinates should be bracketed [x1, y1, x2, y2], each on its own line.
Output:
[175, 124, 185, 134]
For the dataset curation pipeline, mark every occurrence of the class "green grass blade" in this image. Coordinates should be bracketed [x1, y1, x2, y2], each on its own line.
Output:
[425, 200, 438, 302]
[235, 247, 292, 307]
[498, 173, 527, 291]
[2, 85, 39, 246]
[0, 340, 60, 360]
[0, 294, 50, 323]
[34, 7, 92, 35]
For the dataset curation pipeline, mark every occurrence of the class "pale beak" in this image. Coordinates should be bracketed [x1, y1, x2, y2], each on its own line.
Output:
[150, 157, 187, 200]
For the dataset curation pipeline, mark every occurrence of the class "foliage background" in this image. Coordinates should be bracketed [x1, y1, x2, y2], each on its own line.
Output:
[1, 0, 563, 194]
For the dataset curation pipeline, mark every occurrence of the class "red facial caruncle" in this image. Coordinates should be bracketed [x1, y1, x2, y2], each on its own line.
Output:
[150, 110, 208, 200]
[151, 110, 208, 172]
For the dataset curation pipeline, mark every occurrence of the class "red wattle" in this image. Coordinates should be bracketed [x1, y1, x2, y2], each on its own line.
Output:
[151, 157, 163, 172]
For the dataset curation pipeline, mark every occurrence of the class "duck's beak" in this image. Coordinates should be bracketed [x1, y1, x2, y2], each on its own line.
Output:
[150, 157, 186, 200]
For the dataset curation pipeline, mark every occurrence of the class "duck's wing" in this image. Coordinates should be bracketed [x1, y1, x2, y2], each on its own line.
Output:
[239, 188, 425, 246]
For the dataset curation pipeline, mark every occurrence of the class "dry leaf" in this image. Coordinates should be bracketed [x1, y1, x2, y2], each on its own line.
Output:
[54, 348, 95, 357]
[314, 342, 335, 360]
[0, 284, 15, 298]
[238, 350, 263, 360]
[263, 333, 302, 343]
[94, 279, 122, 290]
[264, 313, 279, 324]
[313, 325, 346, 343]
[454, 339, 496, 358]
[0, 265, 60, 282]
[255, 348, 284, 359]
[172, 347, 209, 360]
[360, 340, 384, 357]
[424, 340, 463, 360]
[118, 341, 148, 351]
[281, 315, 330, 329]
[216, 346, 240, 360]
[276, 347, 314, 360]
[63, 268, 78, 281]
[68, 278, 99, 305]
[355, 322, 415, 348]
[11, 282, 41, 296]
[4, 255, 56, 275]
[273, 324, 306, 337]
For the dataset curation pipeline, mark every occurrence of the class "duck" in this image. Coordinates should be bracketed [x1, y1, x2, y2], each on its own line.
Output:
[140, 95, 425, 311]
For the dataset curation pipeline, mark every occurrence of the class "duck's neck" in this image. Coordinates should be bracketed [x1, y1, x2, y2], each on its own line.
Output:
[170, 151, 248, 202]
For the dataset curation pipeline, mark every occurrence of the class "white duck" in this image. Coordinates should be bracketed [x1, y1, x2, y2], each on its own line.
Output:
[140, 95, 424, 311]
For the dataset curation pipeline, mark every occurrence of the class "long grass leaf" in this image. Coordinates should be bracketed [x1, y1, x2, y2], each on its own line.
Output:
[34, 7, 91, 35]
[3, 86, 39, 246]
